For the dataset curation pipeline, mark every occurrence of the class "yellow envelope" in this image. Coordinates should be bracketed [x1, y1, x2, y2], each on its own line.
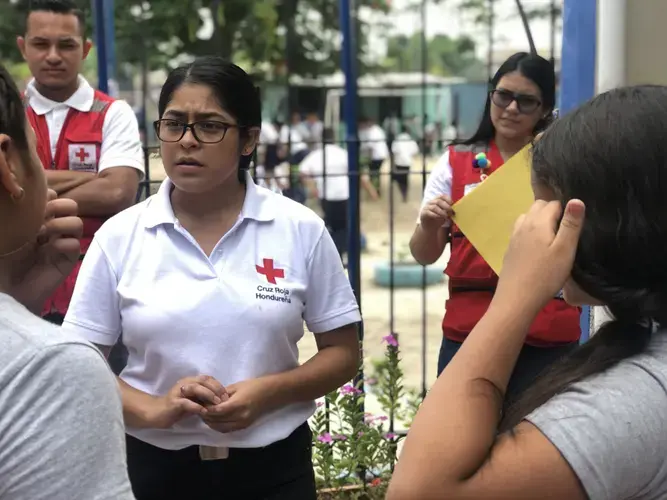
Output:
[451, 145, 534, 274]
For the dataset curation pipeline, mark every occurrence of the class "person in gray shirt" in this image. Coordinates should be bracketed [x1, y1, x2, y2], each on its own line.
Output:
[0, 64, 134, 499]
[389, 85, 667, 500]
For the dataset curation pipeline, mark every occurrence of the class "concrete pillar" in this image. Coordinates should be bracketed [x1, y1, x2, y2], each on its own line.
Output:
[625, 0, 667, 85]
[596, 0, 626, 92]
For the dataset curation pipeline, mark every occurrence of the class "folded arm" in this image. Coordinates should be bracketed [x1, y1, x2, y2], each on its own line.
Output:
[46, 170, 96, 194]
[58, 167, 140, 217]
[56, 100, 144, 217]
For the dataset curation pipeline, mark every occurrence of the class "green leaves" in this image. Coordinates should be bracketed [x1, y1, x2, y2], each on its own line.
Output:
[0, 0, 395, 78]
[384, 33, 484, 78]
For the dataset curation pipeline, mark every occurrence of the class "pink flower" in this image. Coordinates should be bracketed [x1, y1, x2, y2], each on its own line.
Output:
[316, 401, 324, 408]
[340, 384, 362, 395]
[384, 432, 397, 440]
[358, 431, 365, 437]
[334, 434, 347, 441]
[365, 414, 388, 424]
[365, 376, 378, 386]
[317, 433, 333, 444]
[382, 334, 398, 347]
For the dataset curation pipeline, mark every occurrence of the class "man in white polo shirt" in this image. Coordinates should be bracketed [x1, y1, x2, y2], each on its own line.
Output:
[359, 116, 389, 196]
[300, 127, 350, 257]
[18, 0, 143, 371]
[300, 128, 378, 259]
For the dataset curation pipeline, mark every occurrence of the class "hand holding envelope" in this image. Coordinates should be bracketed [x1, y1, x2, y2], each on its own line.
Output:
[451, 144, 535, 274]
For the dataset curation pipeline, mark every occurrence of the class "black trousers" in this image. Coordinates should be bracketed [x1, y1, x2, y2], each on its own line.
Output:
[126, 423, 317, 500]
[392, 165, 410, 201]
[321, 199, 348, 256]
[368, 159, 384, 194]
[42, 312, 128, 375]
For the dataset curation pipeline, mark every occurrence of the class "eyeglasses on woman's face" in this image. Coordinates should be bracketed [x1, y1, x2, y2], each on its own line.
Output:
[153, 119, 239, 144]
[490, 89, 542, 115]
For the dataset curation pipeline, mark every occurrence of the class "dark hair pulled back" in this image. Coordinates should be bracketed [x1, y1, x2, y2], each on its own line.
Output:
[500, 85, 667, 431]
[158, 56, 261, 183]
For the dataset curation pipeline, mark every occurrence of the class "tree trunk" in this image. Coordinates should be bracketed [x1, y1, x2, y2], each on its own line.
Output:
[210, 0, 236, 59]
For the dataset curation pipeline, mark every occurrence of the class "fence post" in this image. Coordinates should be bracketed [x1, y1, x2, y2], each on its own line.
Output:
[340, 1, 362, 324]
[339, 0, 366, 431]
[91, 0, 116, 94]
[559, 0, 597, 343]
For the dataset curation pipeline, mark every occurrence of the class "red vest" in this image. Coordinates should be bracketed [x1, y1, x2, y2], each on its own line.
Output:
[443, 142, 581, 346]
[25, 90, 114, 316]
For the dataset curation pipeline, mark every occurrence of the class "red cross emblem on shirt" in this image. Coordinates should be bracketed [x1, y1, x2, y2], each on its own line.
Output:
[75, 147, 90, 162]
[256, 258, 285, 284]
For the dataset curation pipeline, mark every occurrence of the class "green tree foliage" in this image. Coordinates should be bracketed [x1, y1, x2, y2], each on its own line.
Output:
[0, 0, 393, 78]
[384, 33, 484, 78]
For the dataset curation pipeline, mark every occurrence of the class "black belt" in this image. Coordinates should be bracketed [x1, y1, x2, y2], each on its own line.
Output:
[450, 286, 565, 301]
[451, 286, 496, 294]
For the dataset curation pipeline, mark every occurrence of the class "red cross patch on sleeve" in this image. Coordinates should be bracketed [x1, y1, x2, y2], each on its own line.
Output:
[68, 144, 97, 172]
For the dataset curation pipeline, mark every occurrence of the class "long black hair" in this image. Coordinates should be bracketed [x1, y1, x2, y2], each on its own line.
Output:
[158, 56, 261, 182]
[500, 85, 667, 431]
[457, 52, 555, 146]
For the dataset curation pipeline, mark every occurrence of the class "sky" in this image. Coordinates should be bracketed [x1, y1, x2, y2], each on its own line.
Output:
[368, 0, 562, 60]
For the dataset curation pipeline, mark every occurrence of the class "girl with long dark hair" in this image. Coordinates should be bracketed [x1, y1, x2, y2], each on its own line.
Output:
[391, 84, 667, 499]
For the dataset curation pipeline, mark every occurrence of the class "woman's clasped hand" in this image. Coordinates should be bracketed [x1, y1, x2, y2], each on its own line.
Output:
[144, 375, 271, 433]
[494, 199, 586, 316]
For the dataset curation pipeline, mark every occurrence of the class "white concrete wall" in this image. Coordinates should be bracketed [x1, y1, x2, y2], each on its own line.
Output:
[596, 0, 667, 89]
[624, 0, 667, 86]
[596, 0, 667, 88]
[596, 0, 626, 92]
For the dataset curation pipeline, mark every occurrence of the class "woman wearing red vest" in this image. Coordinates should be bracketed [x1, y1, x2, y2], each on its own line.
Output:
[410, 52, 581, 405]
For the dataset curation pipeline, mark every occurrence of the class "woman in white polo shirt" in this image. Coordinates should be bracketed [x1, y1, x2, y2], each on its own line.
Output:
[63, 56, 361, 500]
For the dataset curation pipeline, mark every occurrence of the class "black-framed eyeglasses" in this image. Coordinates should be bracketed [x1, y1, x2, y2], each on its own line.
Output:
[489, 89, 542, 114]
[153, 119, 238, 144]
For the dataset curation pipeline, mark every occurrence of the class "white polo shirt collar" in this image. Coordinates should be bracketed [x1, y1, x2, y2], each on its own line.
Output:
[25, 75, 95, 115]
[143, 171, 276, 229]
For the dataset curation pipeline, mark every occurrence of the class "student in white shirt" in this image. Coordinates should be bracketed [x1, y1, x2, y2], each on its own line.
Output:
[359, 117, 389, 196]
[0, 62, 134, 500]
[277, 120, 309, 203]
[302, 112, 323, 149]
[258, 119, 279, 171]
[278, 121, 308, 161]
[391, 125, 419, 202]
[64, 56, 361, 500]
[300, 129, 378, 258]
[300, 128, 349, 256]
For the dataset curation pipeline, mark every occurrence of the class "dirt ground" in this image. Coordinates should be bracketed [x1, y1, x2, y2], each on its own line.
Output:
[148, 156, 449, 418]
